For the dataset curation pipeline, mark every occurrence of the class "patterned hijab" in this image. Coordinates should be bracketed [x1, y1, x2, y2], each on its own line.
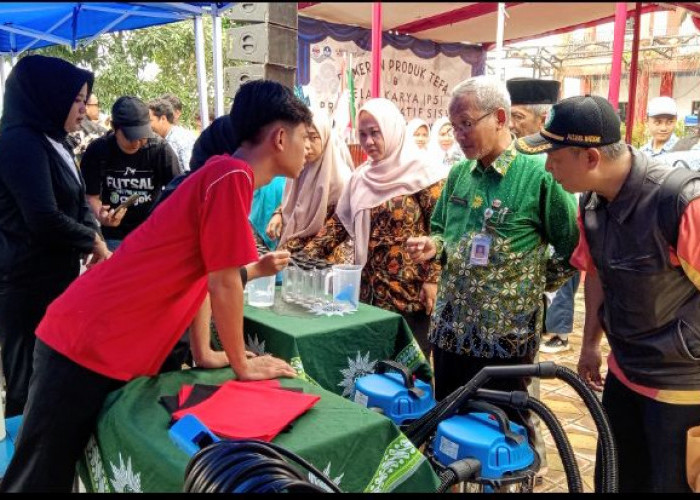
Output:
[278, 111, 353, 247]
[335, 98, 443, 267]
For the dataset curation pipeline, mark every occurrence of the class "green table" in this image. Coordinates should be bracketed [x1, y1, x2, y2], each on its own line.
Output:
[77, 369, 440, 493]
[235, 296, 432, 398]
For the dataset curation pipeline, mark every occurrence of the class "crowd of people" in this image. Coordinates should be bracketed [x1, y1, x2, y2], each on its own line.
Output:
[0, 53, 698, 494]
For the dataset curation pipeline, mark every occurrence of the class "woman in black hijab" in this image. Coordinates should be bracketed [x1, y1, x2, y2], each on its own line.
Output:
[0, 55, 111, 416]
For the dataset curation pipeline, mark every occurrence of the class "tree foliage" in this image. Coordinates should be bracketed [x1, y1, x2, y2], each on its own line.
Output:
[27, 17, 236, 129]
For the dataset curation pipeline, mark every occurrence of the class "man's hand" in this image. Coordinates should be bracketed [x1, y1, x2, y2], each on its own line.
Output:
[420, 282, 437, 315]
[85, 234, 112, 270]
[236, 355, 297, 381]
[249, 250, 291, 280]
[577, 345, 604, 392]
[406, 236, 437, 263]
[266, 213, 283, 240]
[98, 205, 127, 227]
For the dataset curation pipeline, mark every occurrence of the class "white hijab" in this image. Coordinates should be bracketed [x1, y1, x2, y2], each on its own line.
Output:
[406, 118, 430, 151]
[427, 117, 463, 178]
[335, 98, 444, 267]
[279, 111, 353, 247]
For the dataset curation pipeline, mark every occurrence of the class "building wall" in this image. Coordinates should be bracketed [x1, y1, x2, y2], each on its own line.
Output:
[589, 73, 696, 119]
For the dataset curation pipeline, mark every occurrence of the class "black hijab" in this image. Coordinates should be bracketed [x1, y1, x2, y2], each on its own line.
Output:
[0, 55, 94, 143]
[189, 114, 236, 171]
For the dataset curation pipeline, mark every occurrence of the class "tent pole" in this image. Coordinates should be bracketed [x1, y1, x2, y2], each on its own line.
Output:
[608, 2, 627, 111]
[495, 2, 506, 81]
[211, 7, 224, 118]
[371, 2, 382, 98]
[194, 15, 210, 130]
[625, 2, 642, 144]
[0, 55, 6, 112]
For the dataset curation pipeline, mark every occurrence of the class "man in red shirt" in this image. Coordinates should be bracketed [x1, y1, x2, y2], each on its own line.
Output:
[1, 80, 313, 492]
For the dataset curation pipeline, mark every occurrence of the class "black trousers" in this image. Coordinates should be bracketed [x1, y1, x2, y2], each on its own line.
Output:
[0, 339, 123, 492]
[401, 310, 432, 359]
[0, 279, 72, 417]
[596, 372, 700, 493]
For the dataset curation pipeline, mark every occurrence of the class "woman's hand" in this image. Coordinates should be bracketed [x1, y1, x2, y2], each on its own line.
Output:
[249, 250, 291, 280]
[85, 234, 112, 270]
[235, 354, 297, 381]
[406, 236, 436, 263]
[420, 282, 438, 315]
[98, 205, 127, 227]
[266, 212, 283, 240]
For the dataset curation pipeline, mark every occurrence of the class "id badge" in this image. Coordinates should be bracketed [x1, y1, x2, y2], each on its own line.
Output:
[469, 233, 492, 266]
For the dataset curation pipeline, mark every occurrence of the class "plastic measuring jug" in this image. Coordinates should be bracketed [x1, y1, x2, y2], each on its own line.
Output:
[324, 264, 363, 311]
[247, 275, 275, 307]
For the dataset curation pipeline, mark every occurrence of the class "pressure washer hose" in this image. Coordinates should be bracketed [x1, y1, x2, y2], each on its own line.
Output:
[475, 388, 584, 493]
[184, 440, 341, 493]
[554, 365, 618, 493]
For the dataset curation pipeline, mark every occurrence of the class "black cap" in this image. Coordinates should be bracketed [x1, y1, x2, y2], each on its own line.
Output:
[506, 78, 560, 105]
[111, 96, 155, 140]
[515, 95, 621, 154]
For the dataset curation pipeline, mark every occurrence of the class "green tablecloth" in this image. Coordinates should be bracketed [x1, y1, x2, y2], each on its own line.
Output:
[234, 296, 432, 398]
[77, 369, 440, 493]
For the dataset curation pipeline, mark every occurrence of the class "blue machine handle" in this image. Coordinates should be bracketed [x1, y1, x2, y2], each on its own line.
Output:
[169, 414, 221, 457]
[375, 360, 424, 398]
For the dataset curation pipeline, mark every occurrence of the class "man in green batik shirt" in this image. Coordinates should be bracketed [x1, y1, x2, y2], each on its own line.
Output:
[407, 75, 579, 447]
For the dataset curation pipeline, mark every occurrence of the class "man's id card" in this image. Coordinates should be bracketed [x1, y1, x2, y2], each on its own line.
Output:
[469, 233, 492, 266]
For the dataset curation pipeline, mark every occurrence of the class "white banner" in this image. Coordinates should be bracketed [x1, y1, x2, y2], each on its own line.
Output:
[308, 38, 472, 126]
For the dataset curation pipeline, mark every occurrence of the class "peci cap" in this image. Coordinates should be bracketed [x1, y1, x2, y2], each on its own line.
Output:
[515, 95, 621, 154]
[506, 78, 561, 105]
[111, 96, 155, 140]
[647, 96, 677, 118]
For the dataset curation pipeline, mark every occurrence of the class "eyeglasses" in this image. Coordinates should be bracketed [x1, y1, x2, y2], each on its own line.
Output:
[86, 102, 99, 106]
[450, 111, 494, 134]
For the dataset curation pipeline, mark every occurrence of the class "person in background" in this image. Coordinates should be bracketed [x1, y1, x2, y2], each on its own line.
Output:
[303, 98, 444, 357]
[148, 97, 197, 174]
[406, 118, 430, 151]
[69, 92, 109, 164]
[266, 110, 353, 254]
[516, 94, 700, 493]
[505, 76, 565, 480]
[427, 116, 465, 176]
[81, 96, 179, 251]
[0, 55, 111, 417]
[672, 107, 700, 152]
[160, 92, 185, 126]
[640, 96, 679, 157]
[406, 77, 578, 476]
[0, 79, 310, 492]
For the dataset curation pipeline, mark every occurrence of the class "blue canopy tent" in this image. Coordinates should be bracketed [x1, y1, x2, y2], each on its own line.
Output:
[0, 2, 238, 127]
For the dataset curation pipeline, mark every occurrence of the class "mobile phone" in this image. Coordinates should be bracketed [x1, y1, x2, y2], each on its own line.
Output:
[114, 193, 140, 212]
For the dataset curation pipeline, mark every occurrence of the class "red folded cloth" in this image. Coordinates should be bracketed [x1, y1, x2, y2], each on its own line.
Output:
[177, 380, 281, 408]
[172, 380, 319, 442]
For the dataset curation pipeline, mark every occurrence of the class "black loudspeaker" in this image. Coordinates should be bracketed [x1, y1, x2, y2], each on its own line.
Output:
[224, 2, 297, 29]
[224, 65, 296, 98]
[226, 23, 298, 68]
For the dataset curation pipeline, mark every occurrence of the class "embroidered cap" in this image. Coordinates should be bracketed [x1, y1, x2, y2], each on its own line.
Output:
[515, 95, 621, 155]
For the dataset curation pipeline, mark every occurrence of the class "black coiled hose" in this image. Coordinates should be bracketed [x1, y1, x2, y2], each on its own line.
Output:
[554, 364, 618, 493]
[475, 388, 584, 493]
[183, 440, 343, 493]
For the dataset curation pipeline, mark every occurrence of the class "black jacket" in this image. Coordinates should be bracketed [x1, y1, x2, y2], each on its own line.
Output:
[0, 55, 99, 286]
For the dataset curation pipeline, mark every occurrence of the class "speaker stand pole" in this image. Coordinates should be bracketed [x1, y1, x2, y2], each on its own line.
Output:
[194, 14, 210, 130]
[211, 6, 225, 119]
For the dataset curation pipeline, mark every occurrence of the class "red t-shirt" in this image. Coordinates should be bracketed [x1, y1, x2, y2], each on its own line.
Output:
[37, 156, 259, 381]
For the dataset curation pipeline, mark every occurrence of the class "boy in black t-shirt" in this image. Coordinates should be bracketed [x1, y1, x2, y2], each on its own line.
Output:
[81, 96, 179, 250]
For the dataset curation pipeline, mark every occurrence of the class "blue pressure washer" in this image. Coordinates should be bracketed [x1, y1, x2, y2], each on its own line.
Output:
[353, 360, 619, 493]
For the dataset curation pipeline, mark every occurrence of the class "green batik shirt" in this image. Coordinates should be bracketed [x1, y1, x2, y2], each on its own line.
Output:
[428, 141, 579, 359]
